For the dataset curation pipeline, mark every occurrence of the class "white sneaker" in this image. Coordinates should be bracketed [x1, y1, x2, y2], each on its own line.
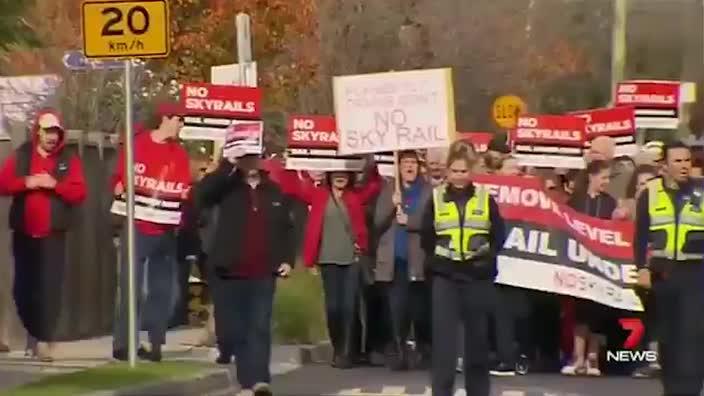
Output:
[237, 390, 254, 396]
[561, 364, 585, 376]
[253, 383, 272, 396]
[456, 357, 463, 373]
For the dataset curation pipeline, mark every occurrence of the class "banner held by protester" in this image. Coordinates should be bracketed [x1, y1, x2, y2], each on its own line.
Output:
[285, 114, 364, 171]
[472, 174, 642, 312]
[511, 114, 587, 169]
[333, 68, 456, 155]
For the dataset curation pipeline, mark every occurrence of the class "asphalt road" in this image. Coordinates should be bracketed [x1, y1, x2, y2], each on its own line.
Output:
[272, 364, 665, 396]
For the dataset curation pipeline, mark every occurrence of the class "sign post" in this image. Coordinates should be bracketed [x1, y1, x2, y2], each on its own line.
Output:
[82, 0, 171, 368]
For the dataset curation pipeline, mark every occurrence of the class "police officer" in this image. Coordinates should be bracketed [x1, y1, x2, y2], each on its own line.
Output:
[635, 140, 704, 396]
[421, 142, 505, 396]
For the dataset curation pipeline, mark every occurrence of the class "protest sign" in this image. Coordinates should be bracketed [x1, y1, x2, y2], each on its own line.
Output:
[614, 80, 680, 130]
[333, 68, 455, 154]
[571, 106, 637, 157]
[223, 120, 263, 156]
[511, 114, 587, 169]
[179, 82, 262, 142]
[285, 114, 364, 171]
[375, 152, 395, 177]
[457, 131, 493, 152]
[471, 174, 642, 311]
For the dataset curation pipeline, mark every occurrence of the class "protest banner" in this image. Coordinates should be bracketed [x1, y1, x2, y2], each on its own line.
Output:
[333, 68, 456, 155]
[179, 82, 262, 141]
[471, 174, 642, 311]
[614, 80, 680, 130]
[223, 120, 263, 156]
[571, 106, 637, 157]
[511, 114, 587, 169]
[285, 114, 364, 171]
[374, 152, 396, 177]
[457, 131, 493, 152]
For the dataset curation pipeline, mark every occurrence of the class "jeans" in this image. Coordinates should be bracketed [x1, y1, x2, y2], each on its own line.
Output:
[113, 229, 178, 351]
[386, 262, 431, 348]
[320, 263, 360, 358]
[218, 277, 276, 389]
[431, 275, 494, 396]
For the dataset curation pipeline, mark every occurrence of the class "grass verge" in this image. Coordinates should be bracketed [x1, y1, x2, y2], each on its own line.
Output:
[273, 267, 328, 344]
[0, 361, 210, 396]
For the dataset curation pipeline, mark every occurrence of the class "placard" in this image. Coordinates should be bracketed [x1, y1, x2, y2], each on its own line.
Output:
[457, 132, 493, 153]
[333, 68, 455, 154]
[285, 114, 364, 171]
[223, 120, 263, 156]
[614, 80, 680, 130]
[511, 115, 586, 169]
[571, 106, 637, 157]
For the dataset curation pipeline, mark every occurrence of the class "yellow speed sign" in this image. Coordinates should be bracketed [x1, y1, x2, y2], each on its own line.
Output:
[82, 0, 170, 59]
[492, 95, 527, 129]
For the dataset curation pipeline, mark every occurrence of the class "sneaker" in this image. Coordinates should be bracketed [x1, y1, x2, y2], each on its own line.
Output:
[112, 348, 128, 361]
[216, 349, 233, 365]
[632, 364, 660, 378]
[586, 355, 600, 376]
[515, 354, 529, 375]
[237, 390, 254, 396]
[456, 357, 463, 373]
[560, 363, 586, 376]
[490, 362, 516, 377]
[148, 344, 162, 362]
[253, 383, 273, 396]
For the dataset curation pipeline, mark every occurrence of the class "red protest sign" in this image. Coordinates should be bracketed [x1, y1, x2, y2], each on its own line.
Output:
[512, 115, 586, 147]
[287, 115, 339, 149]
[457, 132, 493, 153]
[615, 80, 679, 110]
[571, 107, 635, 139]
[181, 83, 262, 119]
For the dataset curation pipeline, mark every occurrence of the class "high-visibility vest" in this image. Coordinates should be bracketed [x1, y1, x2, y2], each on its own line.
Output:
[647, 178, 704, 261]
[432, 184, 491, 261]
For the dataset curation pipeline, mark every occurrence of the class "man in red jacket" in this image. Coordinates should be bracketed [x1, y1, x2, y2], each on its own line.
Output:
[110, 102, 191, 362]
[0, 109, 87, 361]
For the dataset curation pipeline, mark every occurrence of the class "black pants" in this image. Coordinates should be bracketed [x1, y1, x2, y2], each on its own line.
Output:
[365, 282, 390, 355]
[218, 277, 276, 389]
[12, 232, 66, 342]
[654, 266, 704, 396]
[491, 285, 516, 366]
[432, 275, 494, 396]
[320, 263, 360, 358]
[386, 263, 431, 350]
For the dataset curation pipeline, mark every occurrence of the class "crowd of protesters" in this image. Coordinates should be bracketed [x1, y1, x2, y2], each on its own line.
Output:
[2, 102, 702, 396]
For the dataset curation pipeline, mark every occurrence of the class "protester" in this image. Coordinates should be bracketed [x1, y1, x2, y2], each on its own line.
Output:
[111, 102, 191, 362]
[0, 109, 87, 362]
[634, 141, 704, 395]
[271, 157, 381, 368]
[373, 150, 432, 370]
[497, 156, 521, 176]
[426, 148, 448, 187]
[422, 141, 506, 396]
[561, 160, 618, 376]
[195, 147, 294, 396]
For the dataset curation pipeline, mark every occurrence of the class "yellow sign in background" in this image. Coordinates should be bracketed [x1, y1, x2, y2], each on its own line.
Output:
[492, 95, 527, 129]
[82, 0, 170, 59]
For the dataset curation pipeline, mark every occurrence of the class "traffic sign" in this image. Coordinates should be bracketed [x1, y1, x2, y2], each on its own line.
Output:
[63, 50, 126, 70]
[492, 95, 527, 129]
[82, 0, 170, 59]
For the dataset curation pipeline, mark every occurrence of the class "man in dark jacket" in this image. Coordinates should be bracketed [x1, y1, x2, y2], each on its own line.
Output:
[0, 109, 86, 361]
[196, 147, 295, 396]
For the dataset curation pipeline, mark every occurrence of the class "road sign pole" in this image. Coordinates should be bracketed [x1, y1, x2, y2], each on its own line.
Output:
[124, 59, 137, 369]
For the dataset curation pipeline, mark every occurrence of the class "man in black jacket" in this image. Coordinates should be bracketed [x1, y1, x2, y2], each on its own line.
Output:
[196, 147, 295, 396]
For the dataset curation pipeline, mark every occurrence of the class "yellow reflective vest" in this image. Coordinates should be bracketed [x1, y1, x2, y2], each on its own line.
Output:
[432, 184, 491, 261]
[647, 178, 704, 261]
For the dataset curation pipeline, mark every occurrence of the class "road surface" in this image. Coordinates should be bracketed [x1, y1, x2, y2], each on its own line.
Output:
[272, 364, 664, 396]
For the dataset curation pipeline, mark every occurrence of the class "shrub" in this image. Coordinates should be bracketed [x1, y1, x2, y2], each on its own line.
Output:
[272, 268, 327, 344]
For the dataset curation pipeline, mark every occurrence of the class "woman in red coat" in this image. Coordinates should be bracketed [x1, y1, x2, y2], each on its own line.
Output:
[271, 159, 381, 368]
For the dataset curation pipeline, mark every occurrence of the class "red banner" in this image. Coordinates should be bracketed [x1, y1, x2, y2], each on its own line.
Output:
[457, 132, 493, 152]
[181, 83, 262, 119]
[287, 115, 339, 149]
[570, 106, 635, 139]
[615, 80, 679, 110]
[512, 115, 586, 147]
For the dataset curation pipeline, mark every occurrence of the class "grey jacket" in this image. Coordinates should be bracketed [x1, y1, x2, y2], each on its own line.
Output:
[374, 179, 433, 282]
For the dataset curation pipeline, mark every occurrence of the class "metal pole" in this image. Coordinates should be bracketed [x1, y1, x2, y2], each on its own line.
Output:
[611, 0, 627, 99]
[124, 59, 137, 368]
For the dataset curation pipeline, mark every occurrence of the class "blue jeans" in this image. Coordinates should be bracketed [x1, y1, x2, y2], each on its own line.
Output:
[219, 277, 276, 389]
[113, 229, 178, 351]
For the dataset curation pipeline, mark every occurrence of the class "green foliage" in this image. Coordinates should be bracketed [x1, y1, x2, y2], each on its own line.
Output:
[272, 268, 327, 344]
[0, 0, 40, 53]
[538, 73, 610, 114]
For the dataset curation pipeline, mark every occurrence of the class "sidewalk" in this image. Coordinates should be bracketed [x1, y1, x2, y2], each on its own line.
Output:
[0, 328, 305, 393]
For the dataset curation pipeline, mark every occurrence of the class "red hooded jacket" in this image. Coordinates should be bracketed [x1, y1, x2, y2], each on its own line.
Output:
[0, 109, 86, 237]
[266, 160, 381, 267]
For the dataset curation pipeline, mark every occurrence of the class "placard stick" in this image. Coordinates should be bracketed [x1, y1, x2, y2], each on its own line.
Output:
[394, 151, 400, 195]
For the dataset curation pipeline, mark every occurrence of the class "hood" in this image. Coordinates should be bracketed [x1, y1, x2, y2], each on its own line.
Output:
[32, 108, 66, 155]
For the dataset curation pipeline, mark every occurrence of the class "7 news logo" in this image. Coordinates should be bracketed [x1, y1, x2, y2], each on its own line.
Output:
[606, 318, 658, 363]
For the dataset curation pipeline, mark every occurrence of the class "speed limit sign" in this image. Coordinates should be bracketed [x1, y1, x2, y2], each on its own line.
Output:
[82, 0, 170, 59]
[492, 95, 527, 129]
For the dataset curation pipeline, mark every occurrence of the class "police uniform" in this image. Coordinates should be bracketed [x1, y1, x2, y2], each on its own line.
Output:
[421, 183, 505, 396]
[635, 177, 704, 396]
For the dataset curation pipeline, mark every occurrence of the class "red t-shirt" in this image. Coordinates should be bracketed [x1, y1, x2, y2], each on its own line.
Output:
[111, 131, 191, 235]
[230, 186, 270, 278]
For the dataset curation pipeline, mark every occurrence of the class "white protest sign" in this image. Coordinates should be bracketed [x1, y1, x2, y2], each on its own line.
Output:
[333, 68, 455, 155]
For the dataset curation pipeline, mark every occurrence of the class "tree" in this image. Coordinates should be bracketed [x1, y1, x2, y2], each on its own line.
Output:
[0, 0, 40, 55]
